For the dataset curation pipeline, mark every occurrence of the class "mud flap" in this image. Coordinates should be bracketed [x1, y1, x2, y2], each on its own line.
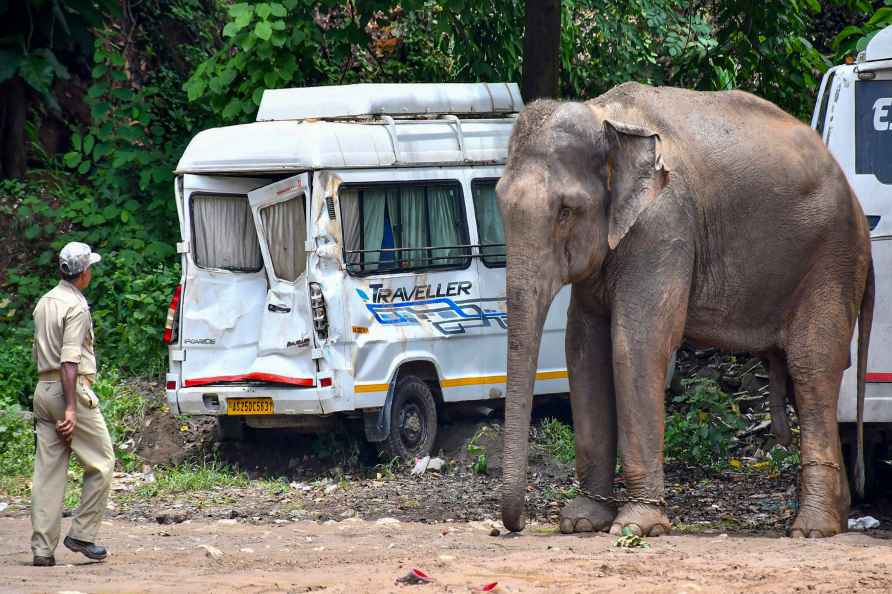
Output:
[362, 381, 396, 442]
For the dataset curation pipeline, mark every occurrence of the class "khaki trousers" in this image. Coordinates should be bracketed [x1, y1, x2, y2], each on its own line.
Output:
[31, 378, 115, 557]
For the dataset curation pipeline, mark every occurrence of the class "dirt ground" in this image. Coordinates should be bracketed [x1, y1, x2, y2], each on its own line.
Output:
[1, 516, 891, 594]
[3, 382, 892, 593]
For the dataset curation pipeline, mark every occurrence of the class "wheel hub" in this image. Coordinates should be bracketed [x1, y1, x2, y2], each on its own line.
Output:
[399, 402, 425, 449]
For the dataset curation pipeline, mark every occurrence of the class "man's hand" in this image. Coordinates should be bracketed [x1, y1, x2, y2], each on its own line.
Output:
[59, 362, 78, 443]
[56, 409, 77, 441]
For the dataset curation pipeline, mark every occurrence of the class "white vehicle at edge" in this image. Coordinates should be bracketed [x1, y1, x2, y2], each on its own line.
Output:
[813, 25, 892, 485]
[164, 82, 571, 458]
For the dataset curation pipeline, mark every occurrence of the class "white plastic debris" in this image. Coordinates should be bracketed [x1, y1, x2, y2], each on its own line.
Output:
[411, 456, 445, 475]
[411, 456, 431, 475]
[0, 502, 8, 513]
[848, 516, 880, 530]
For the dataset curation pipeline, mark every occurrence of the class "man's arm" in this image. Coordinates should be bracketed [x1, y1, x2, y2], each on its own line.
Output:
[57, 306, 89, 441]
[57, 362, 78, 440]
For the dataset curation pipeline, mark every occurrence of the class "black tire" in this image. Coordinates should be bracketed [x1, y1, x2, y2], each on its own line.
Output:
[381, 376, 438, 461]
[216, 416, 244, 442]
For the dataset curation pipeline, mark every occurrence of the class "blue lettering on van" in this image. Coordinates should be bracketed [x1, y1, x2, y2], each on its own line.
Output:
[356, 285, 506, 336]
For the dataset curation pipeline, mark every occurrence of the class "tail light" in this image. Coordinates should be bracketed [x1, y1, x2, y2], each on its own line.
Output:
[309, 282, 328, 339]
[163, 284, 182, 344]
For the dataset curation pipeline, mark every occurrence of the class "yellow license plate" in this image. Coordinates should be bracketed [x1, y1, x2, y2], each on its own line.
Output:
[227, 397, 274, 415]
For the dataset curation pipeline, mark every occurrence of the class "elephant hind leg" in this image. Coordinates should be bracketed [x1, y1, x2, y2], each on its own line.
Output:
[787, 368, 850, 538]
[765, 351, 792, 447]
[785, 296, 853, 538]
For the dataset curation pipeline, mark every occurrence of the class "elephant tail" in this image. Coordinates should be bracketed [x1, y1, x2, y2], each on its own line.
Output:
[855, 257, 874, 498]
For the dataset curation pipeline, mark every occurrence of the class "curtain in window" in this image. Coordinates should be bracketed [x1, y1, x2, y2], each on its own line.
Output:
[363, 189, 389, 271]
[429, 186, 464, 267]
[340, 189, 362, 269]
[399, 187, 427, 268]
[472, 183, 506, 266]
[192, 195, 263, 271]
[260, 198, 306, 282]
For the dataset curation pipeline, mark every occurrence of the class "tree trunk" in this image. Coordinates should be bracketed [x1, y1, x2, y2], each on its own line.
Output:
[522, 0, 562, 102]
[0, 77, 28, 180]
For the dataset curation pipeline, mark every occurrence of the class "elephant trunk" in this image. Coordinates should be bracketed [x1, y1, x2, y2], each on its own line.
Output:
[501, 256, 558, 532]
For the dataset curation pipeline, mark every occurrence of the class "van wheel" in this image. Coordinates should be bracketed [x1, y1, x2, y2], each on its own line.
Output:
[381, 376, 438, 461]
[216, 416, 244, 442]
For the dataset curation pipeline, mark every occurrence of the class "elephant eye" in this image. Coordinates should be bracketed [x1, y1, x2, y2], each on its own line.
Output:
[559, 206, 572, 221]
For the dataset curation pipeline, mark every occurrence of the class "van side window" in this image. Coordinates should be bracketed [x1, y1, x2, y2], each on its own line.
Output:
[339, 182, 470, 275]
[471, 179, 506, 267]
[260, 196, 307, 282]
[191, 194, 262, 272]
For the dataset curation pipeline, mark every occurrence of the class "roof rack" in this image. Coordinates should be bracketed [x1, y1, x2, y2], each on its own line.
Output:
[256, 82, 523, 122]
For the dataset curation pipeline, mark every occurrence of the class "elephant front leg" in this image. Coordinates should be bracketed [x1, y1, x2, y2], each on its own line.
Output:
[561, 303, 617, 534]
[609, 280, 690, 537]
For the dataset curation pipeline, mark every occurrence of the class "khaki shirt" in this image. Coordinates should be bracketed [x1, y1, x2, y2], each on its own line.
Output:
[32, 280, 96, 376]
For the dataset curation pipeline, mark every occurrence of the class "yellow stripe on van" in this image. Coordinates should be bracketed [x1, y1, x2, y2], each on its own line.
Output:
[354, 370, 568, 394]
[535, 370, 569, 381]
[441, 375, 506, 388]
[354, 382, 390, 394]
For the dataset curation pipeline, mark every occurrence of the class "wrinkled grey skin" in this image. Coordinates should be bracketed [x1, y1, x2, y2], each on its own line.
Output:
[498, 83, 873, 539]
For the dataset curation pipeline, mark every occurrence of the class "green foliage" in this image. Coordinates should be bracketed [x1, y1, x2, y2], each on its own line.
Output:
[538, 418, 576, 463]
[467, 426, 489, 474]
[0, 403, 35, 482]
[767, 444, 801, 473]
[0, 0, 117, 110]
[0, 340, 37, 410]
[614, 526, 651, 548]
[136, 460, 250, 498]
[664, 378, 746, 468]
[831, 0, 892, 60]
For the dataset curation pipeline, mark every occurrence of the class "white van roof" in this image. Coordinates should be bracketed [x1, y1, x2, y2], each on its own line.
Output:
[175, 117, 517, 174]
[256, 82, 522, 121]
[865, 25, 892, 62]
[176, 83, 523, 175]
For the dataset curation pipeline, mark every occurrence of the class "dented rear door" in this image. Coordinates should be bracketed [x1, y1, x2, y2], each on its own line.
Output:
[246, 174, 318, 386]
[179, 175, 270, 388]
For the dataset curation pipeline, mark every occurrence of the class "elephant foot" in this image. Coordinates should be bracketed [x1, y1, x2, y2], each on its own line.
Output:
[609, 503, 670, 537]
[789, 504, 847, 538]
[789, 461, 848, 538]
[559, 495, 616, 534]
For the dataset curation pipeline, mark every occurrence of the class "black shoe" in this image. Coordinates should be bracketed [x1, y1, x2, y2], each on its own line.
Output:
[33, 555, 55, 567]
[63, 536, 108, 560]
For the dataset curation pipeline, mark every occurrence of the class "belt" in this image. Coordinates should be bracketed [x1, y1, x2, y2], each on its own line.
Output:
[38, 370, 96, 385]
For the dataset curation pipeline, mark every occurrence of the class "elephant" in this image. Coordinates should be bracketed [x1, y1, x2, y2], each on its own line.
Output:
[497, 82, 874, 539]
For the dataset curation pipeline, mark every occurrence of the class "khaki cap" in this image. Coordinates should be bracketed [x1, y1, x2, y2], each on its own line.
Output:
[59, 241, 101, 276]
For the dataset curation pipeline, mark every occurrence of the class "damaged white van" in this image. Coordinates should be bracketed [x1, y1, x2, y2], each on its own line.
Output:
[164, 83, 570, 458]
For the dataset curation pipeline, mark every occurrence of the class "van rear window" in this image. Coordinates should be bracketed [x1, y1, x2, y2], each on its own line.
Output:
[259, 196, 306, 282]
[191, 194, 263, 272]
[339, 182, 470, 275]
[855, 79, 892, 185]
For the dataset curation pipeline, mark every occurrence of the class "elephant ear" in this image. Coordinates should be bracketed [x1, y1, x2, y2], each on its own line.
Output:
[603, 120, 669, 250]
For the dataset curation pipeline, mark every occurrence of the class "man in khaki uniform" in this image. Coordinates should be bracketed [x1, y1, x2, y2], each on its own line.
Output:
[31, 241, 114, 566]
